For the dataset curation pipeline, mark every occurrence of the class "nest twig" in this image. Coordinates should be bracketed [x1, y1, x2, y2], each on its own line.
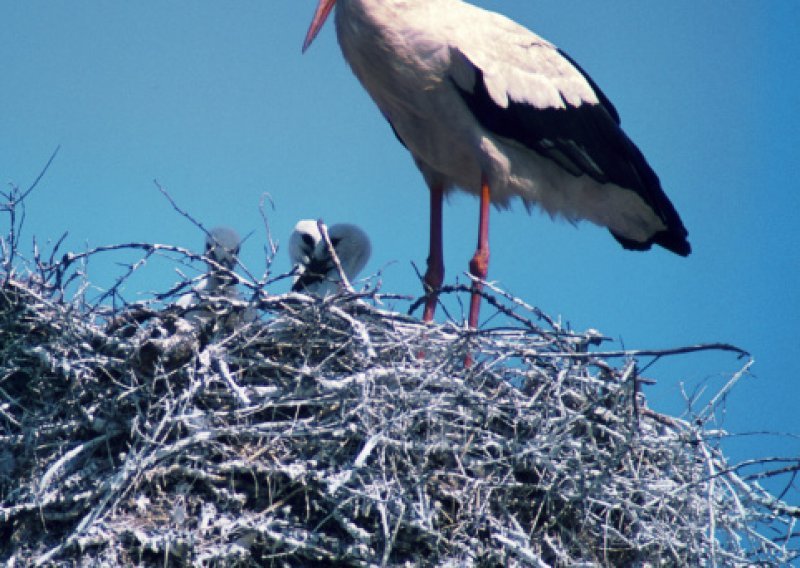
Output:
[0, 271, 797, 566]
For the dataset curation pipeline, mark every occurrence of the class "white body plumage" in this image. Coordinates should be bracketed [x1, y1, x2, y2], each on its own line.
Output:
[289, 219, 372, 296]
[177, 227, 242, 307]
[304, 0, 690, 254]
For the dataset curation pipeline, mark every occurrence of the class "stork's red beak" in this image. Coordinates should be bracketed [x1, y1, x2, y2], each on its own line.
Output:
[302, 0, 337, 53]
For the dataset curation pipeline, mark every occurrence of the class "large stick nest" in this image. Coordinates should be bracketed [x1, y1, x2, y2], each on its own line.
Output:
[1, 268, 797, 567]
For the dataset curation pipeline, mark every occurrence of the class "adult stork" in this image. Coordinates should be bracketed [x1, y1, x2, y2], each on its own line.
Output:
[302, 0, 690, 328]
[289, 219, 372, 295]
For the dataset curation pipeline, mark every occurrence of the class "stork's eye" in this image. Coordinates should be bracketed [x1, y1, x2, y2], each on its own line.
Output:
[331, 237, 342, 247]
[302, 234, 315, 248]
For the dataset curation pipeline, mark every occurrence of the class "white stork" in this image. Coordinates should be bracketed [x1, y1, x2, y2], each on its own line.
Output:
[289, 219, 372, 296]
[177, 226, 243, 310]
[302, 0, 691, 328]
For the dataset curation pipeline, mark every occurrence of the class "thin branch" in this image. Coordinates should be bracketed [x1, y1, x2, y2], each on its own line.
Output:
[19, 145, 61, 203]
[317, 218, 352, 292]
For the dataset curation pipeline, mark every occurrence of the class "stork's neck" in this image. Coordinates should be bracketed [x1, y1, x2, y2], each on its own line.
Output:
[206, 272, 235, 294]
[334, 0, 407, 40]
[334, 0, 455, 45]
[336, 0, 413, 17]
[333, 0, 456, 95]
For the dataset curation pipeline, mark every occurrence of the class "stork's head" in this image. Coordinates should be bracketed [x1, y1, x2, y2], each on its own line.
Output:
[288, 219, 372, 294]
[303, 0, 337, 52]
[205, 227, 241, 271]
[288, 219, 321, 269]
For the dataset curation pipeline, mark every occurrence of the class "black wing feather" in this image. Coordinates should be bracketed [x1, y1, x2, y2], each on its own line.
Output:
[451, 52, 690, 256]
[292, 257, 334, 292]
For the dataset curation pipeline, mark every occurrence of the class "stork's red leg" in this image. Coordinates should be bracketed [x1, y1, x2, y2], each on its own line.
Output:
[423, 183, 445, 322]
[468, 177, 491, 329]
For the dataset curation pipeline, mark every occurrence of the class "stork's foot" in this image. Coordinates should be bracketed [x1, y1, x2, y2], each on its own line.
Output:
[464, 249, 489, 369]
[467, 245, 489, 330]
[422, 259, 444, 323]
[422, 292, 438, 324]
[417, 261, 444, 360]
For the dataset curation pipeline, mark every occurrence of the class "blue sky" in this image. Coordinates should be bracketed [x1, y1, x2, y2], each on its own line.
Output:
[2, 2, 798, 500]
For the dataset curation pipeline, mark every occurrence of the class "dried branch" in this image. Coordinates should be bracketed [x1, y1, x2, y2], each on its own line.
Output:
[1, 146, 60, 280]
[317, 218, 353, 292]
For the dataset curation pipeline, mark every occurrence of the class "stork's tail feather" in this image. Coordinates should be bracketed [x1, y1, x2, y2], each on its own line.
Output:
[611, 228, 691, 257]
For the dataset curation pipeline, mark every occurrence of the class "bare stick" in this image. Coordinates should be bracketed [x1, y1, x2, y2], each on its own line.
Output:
[316, 218, 352, 292]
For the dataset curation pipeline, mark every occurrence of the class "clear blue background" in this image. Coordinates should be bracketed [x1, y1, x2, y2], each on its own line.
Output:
[2, 2, 797, 502]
